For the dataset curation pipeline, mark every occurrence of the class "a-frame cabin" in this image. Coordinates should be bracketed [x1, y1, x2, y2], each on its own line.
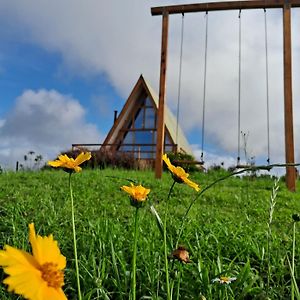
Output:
[101, 75, 192, 165]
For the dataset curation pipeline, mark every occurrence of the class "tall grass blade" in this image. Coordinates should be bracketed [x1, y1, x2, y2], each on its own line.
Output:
[149, 204, 172, 249]
[287, 256, 300, 300]
[110, 235, 123, 299]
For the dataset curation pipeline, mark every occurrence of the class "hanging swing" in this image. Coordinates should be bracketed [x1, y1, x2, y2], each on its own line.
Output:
[264, 8, 271, 165]
[175, 13, 185, 148]
[174, 13, 204, 167]
[236, 9, 271, 169]
[200, 11, 209, 164]
[236, 9, 243, 168]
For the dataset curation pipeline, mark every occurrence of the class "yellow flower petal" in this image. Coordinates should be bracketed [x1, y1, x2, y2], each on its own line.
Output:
[74, 152, 91, 165]
[162, 154, 200, 192]
[48, 160, 63, 167]
[39, 284, 68, 300]
[48, 152, 91, 173]
[29, 223, 66, 269]
[121, 185, 132, 195]
[0, 245, 39, 274]
[162, 154, 173, 169]
[3, 270, 44, 298]
[0, 223, 67, 300]
[183, 177, 200, 192]
[58, 154, 70, 163]
[74, 166, 82, 173]
[121, 184, 150, 202]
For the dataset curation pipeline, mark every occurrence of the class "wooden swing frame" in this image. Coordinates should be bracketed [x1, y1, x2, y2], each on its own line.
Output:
[151, 0, 300, 192]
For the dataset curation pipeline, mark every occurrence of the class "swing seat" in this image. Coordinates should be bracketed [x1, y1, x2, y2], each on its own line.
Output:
[173, 160, 204, 165]
[235, 164, 253, 169]
[173, 160, 205, 171]
[235, 164, 272, 171]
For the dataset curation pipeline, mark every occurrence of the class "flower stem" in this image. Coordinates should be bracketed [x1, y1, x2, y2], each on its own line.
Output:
[164, 180, 176, 300]
[167, 180, 176, 202]
[176, 264, 182, 300]
[291, 221, 296, 300]
[69, 174, 82, 300]
[164, 220, 171, 300]
[132, 207, 139, 300]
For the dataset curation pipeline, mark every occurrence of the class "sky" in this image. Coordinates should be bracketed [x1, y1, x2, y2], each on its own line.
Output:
[0, 0, 299, 173]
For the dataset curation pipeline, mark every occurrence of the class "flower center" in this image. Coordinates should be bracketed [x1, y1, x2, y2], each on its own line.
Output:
[40, 262, 64, 288]
[220, 276, 229, 283]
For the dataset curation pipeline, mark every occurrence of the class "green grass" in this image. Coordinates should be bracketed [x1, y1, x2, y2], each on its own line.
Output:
[0, 168, 299, 299]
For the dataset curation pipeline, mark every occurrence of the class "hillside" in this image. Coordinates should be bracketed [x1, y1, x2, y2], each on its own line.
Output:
[0, 168, 299, 299]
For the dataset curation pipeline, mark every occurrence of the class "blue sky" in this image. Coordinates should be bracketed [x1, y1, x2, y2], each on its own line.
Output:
[1, 38, 122, 132]
[0, 0, 299, 172]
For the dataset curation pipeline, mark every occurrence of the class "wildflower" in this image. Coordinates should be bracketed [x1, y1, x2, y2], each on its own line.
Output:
[212, 276, 237, 284]
[0, 223, 67, 300]
[121, 183, 150, 207]
[48, 152, 91, 173]
[162, 154, 200, 192]
[170, 246, 191, 263]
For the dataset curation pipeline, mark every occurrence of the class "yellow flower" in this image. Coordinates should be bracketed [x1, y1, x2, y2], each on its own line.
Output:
[121, 183, 150, 207]
[162, 154, 200, 192]
[48, 152, 91, 173]
[0, 223, 67, 300]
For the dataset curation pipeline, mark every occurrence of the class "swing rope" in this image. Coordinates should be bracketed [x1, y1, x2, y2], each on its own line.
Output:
[264, 8, 271, 165]
[175, 13, 185, 146]
[237, 9, 242, 165]
[201, 11, 208, 163]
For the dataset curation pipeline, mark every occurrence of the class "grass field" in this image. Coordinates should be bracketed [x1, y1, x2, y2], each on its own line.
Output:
[0, 168, 299, 299]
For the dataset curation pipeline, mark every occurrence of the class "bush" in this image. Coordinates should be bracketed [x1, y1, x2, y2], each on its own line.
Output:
[49, 149, 150, 170]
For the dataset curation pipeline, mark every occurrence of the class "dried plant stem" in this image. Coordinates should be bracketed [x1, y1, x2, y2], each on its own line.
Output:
[266, 178, 279, 296]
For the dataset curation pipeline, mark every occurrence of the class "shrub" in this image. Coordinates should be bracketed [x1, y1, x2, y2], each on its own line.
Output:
[50, 149, 147, 170]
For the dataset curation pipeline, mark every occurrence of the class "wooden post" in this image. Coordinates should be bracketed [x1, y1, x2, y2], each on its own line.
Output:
[155, 10, 169, 178]
[283, 3, 296, 191]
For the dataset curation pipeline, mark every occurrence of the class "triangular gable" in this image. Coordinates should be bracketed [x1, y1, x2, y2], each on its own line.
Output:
[143, 77, 192, 154]
[102, 75, 192, 158]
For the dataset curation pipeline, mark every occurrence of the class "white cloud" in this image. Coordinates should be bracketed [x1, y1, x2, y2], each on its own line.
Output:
[0, 1, 298, 166]
[0, 89, 103, 169]
[0, 0, 162, 95]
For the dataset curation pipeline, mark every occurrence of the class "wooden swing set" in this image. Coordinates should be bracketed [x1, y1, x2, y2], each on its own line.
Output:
[151, 0, 300, 192]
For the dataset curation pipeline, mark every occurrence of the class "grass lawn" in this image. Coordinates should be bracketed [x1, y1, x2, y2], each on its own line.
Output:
[0, 168, 299, 299]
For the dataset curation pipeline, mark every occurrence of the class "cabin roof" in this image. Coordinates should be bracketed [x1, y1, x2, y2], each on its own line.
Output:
[102, 74, 193, 155]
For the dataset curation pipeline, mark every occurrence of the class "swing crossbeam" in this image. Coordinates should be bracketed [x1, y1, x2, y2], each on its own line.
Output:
[152, 0, 298, 192]
[151, 0, 300, 15]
